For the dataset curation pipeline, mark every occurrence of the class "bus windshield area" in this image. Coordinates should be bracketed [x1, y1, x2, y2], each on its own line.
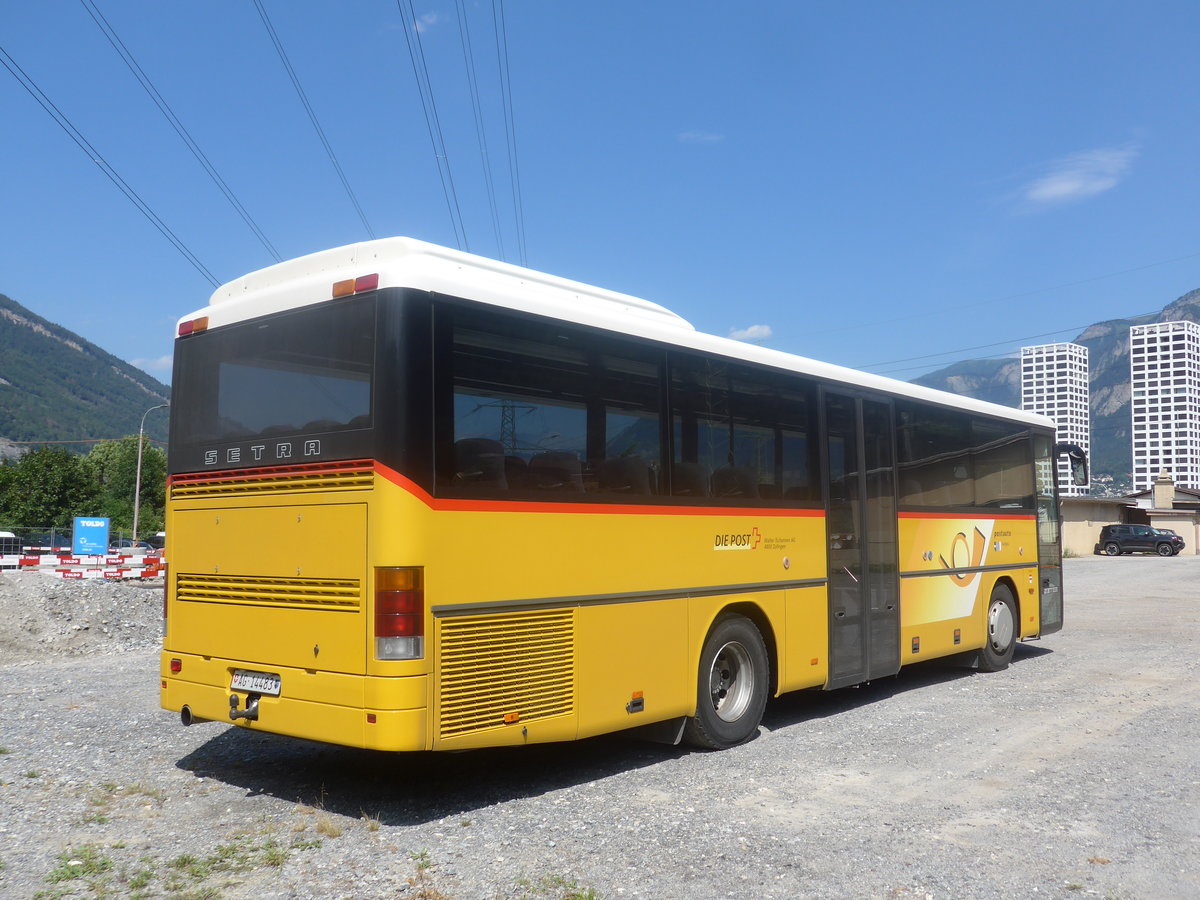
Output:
[171, 297, 375, 451]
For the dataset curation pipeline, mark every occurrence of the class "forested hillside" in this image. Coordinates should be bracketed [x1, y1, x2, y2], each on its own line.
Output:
[0, 293, 169, 453]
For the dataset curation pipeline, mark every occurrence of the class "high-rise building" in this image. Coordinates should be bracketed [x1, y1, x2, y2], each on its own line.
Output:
[1129, 320, 1200, 491]
[1020, 342, 1090, 497]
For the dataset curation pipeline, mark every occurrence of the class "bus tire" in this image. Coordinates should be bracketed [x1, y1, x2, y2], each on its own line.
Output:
[683, 614, 769, 750]
[979, 583, 1017, 672]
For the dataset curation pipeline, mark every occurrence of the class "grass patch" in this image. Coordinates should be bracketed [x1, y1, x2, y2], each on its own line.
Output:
[46, 845, 113, 883]
[518, 873, 603, 900]
[315, 814, 343, 838]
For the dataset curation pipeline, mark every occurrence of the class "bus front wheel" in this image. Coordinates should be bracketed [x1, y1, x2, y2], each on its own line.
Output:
[683, 614, 769, 750]
[979, 583, 1017, 672]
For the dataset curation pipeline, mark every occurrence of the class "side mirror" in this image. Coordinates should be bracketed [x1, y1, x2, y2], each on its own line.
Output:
[1055, 442, 1089, 487]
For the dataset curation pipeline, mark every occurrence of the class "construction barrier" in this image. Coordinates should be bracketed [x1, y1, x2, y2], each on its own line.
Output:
[0, 552, 165, 579]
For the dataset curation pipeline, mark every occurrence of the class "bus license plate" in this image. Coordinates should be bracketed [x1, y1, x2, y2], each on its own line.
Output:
[230, 669, 281, 696]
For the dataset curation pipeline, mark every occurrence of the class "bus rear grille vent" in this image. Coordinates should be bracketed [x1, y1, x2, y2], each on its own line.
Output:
[170, 462, 373, 499]
[438, 609, 575, 738]
[176, 573, 362, 611]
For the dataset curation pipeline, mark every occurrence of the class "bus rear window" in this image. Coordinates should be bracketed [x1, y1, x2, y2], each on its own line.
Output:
[172, 297, 375, 446]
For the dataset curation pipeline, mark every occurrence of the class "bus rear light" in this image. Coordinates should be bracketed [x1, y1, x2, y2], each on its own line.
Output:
[177, 316, 209, 336]
[332, 273, 379, 298]
[375, 566, 424, 660]
[170, 658, 182, 673]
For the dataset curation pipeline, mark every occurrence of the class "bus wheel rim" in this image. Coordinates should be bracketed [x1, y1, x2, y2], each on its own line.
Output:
[709, 641, 754, 722]
[988, 598, 1014, 652]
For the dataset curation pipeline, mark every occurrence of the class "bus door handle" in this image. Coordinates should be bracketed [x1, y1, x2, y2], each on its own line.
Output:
[842, 566, 859, 583]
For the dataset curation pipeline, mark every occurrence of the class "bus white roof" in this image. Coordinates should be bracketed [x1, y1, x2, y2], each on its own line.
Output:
[186, 236, 1052, 429]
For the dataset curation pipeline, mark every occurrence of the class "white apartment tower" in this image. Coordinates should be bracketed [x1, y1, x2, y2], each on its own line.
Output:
[1129, 320, 1200, 491]
[1020, 342, 1090, 497]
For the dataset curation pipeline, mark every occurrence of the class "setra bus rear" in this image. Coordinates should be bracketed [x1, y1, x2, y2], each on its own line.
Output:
[161, 254, 438, 751]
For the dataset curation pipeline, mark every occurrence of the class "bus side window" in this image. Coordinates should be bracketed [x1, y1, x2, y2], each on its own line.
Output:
[669, 354, 816, 506]
[440, 305, 665, 502]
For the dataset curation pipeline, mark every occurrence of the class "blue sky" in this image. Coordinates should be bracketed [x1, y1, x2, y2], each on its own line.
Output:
[2, 1, 1198, 386]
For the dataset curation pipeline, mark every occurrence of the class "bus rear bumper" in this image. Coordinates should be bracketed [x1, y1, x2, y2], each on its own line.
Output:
[160, 651, 429, 752]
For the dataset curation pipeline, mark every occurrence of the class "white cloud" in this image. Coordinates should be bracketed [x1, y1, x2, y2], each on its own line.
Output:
[729, 324, 772, 342]
[132, 354, 173, 376]
[414, 12, 438, 33]
[1022, 147, 1137, 207]
[678, 131, 724, 144]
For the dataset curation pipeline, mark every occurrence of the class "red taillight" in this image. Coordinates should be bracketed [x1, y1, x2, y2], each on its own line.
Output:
[177, 316, 209, 336]
[375, 589, 422, 637]
[170, 658, 182, 674]
[375, 567, 424, 660]
[332, 273, 379, 299]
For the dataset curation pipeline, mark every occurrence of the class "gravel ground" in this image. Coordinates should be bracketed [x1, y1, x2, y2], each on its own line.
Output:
[1, 557, 1198, 900]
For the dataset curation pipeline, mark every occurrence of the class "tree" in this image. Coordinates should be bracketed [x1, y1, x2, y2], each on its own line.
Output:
[0, 447, 99, 529]
[82, 437, 167, 536]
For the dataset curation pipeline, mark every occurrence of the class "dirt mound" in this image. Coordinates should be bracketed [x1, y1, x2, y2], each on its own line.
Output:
[0, 570, 163, 663]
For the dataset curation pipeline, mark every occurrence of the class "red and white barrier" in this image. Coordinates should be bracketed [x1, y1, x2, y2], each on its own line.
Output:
[0, 552, 165, 579]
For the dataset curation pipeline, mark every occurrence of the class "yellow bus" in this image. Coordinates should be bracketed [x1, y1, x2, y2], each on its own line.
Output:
[160, 237, 1086, 751]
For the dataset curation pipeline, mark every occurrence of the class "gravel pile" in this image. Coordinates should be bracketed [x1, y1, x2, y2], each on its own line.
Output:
[1, 559, 1198, 899]
[0, 569, 163, 663]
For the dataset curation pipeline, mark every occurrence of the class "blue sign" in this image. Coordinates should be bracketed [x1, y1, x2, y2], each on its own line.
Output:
[73, 517, 110, 556]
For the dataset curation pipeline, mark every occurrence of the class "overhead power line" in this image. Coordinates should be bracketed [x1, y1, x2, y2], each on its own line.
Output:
[396, 0, 470, 251]
[492, 0, 527, 265]
[0, 43, 219, 287]
[80, 0, 281, 262]
[455, 0, 505, 258]
[816, 249, 1200, 340]
[862, 311, 1161, 376]
[253, 0, 376, 240]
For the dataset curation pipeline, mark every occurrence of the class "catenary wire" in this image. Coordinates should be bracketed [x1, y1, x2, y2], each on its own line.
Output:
[455, 0, 506, 259]
[860, 311, 1161, 374]
[492, 0, 527, 265]
[252, 0, 376, 240]
[80, 0, 282, 262]
[395, 0, 470, 251]
[815, 250, 1200, 339]
[0, 43, 219, 287]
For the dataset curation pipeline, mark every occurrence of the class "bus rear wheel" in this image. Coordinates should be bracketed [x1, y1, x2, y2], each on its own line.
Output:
[683, 614, 768, 750]
[979, 583, 1017, 672]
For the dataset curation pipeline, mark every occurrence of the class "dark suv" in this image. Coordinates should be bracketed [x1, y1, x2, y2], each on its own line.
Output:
[1095, 524, 1185, 557]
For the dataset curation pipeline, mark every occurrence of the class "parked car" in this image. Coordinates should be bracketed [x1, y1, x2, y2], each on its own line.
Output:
[108, 539, 155, 553]
[30, 533, 72, 553]
[1094, 524, 1185, 557]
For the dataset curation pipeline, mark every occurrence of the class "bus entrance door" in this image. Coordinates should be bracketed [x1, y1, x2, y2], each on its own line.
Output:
[822, 392, 901, 689]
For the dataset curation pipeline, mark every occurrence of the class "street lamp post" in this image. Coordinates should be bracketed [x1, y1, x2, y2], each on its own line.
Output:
[132, 404, 169, 542]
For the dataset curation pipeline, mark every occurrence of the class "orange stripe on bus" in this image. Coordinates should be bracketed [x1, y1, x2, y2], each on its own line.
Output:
[373, 462, 824, 517]
[897, 511, 1035, 521]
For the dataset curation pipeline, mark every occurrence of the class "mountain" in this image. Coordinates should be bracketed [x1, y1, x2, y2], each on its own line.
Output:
[0, 293, 169, 458]
[913, 287, 1200, 481]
